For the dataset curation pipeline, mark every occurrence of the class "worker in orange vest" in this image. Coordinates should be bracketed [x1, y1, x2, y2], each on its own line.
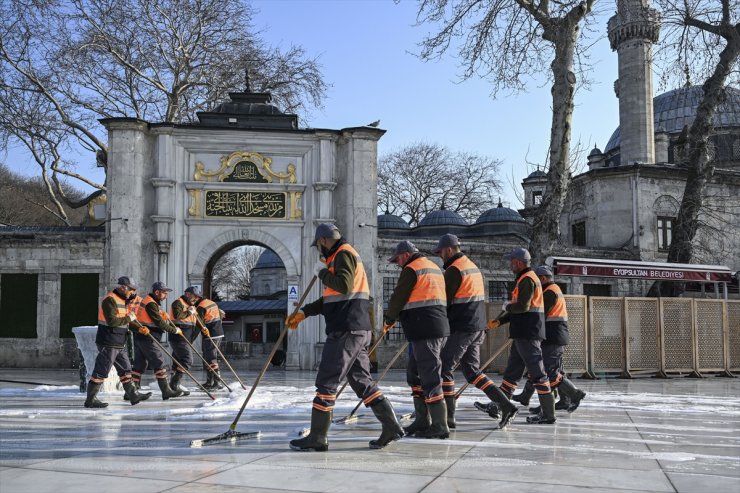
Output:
[286, 223, 404, 451]
[478, 247, 556, 424]
[436, 234, 517, 430]
[185, 286, 225, 391]
[385, 240, 451, 439]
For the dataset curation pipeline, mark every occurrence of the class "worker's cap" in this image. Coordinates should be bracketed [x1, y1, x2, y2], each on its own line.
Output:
[311, 223, 341, 247]
[117, 276, 138, 290]
[433, 233, 461, 253]
[534, 265, 553, 277]
[184, 285, 202, 296]
[503, 247, 531, 263]
[151, 281, 173, 292]
[388, 240, 419, 263]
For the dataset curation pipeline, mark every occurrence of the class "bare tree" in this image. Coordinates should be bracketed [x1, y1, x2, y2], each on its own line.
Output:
[0, 0, 327, 219]
[414, 0, 598, 262]
[211, 245, 265, 301]
[650, 0, 739, 295]
[378, 142, 503, 226]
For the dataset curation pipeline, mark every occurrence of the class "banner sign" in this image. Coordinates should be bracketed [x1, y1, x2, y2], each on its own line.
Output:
[556, 263, 732, 282]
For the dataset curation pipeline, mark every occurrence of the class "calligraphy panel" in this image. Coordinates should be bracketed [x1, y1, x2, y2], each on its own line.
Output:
[223, 160, 268, 183]
[204, 191, 286, 218]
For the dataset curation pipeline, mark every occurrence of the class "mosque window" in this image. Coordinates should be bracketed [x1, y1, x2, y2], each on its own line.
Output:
[657, 216, 674, 251]
[488, 281, 512, 302]
[532, 190, 543, 206]
[572, 221, 586, 246]
[382, 277, 396, 303]
[0, 274, 38, 338]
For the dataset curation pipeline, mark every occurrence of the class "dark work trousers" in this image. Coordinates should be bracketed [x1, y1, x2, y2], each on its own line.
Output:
[542, 344, 565, 387]
[202, 334, 223, 366]
[169, 326, 198, 372]
[132, 333, 168, 376]
[441, 331, 486, 384]
[91, 344, 132, 382]
[501, 338, 550, 394]
[406, 337, 447, 403]
[313, 330, 383, 412]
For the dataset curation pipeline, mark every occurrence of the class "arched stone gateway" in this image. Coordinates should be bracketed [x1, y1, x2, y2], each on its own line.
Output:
[100, 88, 383, 369]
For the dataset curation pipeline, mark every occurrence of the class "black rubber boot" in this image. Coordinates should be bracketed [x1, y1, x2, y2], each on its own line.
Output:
[290, 408, 331, 451]
[444, 395, 456, 430]
[157, 378, 184, 400]
[414, 399, 450, 439]
[555, 394, 571, 410]
[403, 396, 431, 436]
[202, 371, 213, 390]
[526, 392, 556, 424]
[369, 399, 404, 449]
[512, 380, 534, 407]
[84, 381, 109, 408]
[170, 372, 190, 396]
[123, 382, 152, 406]
[210, 370, 225, 390]
[474, 401, 500, 419]
[484, 384, 518, 429]
[558, 377, 586, 412]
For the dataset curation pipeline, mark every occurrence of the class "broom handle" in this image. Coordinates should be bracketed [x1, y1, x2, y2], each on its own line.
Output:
[194, 315, 246, 390]
[455, 339, 512, 399]
[228, 275, 318, 431]
[166, 319, 233, 392]
[334, 322, 394, 400]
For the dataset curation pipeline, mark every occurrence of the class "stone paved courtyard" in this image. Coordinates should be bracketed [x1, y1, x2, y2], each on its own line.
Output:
[1, 368, 738, 492]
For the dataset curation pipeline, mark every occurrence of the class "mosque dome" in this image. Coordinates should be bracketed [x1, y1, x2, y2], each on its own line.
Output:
[418, 209, 468, 227]
[476, 201, 526, 224]
[605, 85, 740, 152]
[377, 212, 410, 230]
[253, 249, 285, 270]
[526, 169, 547, 179]
[589, 146, 603, 157]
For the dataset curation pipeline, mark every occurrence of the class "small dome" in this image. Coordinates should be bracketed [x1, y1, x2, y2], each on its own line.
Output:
[476, 202, 525, 224]
[418, 209, 468, 227]
[253, 249, 284, 270]
[527, 169, 547, 178]
[589, 145, 603, 157]
[378, 212, 410, 230]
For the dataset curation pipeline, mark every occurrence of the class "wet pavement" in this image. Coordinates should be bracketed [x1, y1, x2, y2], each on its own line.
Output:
[1, 368, 738, 492]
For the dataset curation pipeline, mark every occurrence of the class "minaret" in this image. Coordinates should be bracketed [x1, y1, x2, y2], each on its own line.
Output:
[608, 0, 660, 166]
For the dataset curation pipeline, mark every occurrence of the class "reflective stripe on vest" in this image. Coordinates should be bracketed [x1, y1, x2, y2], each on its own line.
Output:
[136, 294, 159, 328]
[198, 300, 220, 323]
[323, 243, 371, 304]
[544, 283, 568, 322]
[402, 257, 446, 311]
[511, 270, 544, 313]
[449, 256, 485, 305]
[170, 297, 196, 327]
[97, 291, 129, 328]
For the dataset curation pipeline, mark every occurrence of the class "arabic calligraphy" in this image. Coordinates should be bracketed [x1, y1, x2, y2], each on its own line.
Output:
[223, 161, 268, 183]
[205, 191, 286, 218]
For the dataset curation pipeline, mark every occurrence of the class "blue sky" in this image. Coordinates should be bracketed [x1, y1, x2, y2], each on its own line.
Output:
[3, 0, 623, 209]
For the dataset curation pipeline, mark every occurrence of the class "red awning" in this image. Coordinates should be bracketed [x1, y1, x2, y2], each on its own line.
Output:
[550, 257, 733, 283]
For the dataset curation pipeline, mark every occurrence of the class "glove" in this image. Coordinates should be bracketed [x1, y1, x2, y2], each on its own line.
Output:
[382, 322, 394, 334]
[160, 310, 170, 320]
[487, 320, 501, 330]
[138, 326, 150, 336]
[127, 312, 137, 322]
[187, 306, 197, 315]
[174, 327, 183, 336]
[501, 301, 511, 312]
[313, 261, 326, 277]
[286, 310, 306, 330]
[219, 309, 226, 319]
[201, 327, 210, 337]
[383, 316, 395, 327]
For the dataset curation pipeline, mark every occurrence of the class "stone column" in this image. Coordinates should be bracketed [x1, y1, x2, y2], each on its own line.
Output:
[608, 0, 660, 166]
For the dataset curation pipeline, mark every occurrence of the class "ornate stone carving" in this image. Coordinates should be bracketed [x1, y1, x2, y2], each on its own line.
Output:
[194, 151, 297, 184]
[607, 1, 660, 50]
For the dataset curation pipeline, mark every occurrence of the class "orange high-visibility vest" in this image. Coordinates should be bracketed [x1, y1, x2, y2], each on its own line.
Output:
[198, 299, 220, 323]
[97, 291, 129, 328]
[323, 243, 370, 304]
[135, 294, 159, 328]
[511, 270, 544, 313]
[170, 297, 196, 328]
[544, 283, 568, 322]
[402, 257, 446, 311]
[449, 255, 485, 305]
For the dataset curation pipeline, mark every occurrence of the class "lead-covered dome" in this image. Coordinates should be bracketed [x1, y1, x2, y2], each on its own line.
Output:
[605, 85, 740, 152]
[253, 249, 284, 270]
[476, 201, 526, 224]
[418, 209, 468, 227]
[378, 212, 410, 230]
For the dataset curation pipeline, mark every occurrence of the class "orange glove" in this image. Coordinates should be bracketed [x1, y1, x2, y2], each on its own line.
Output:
[160, 311, 170, 320]
[201, 327, 210, 337]
[138, 326, 150, 336]
[382, 322, 394, 334]
[286, 310, 306, 330]
[487, 320, 501, 330]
